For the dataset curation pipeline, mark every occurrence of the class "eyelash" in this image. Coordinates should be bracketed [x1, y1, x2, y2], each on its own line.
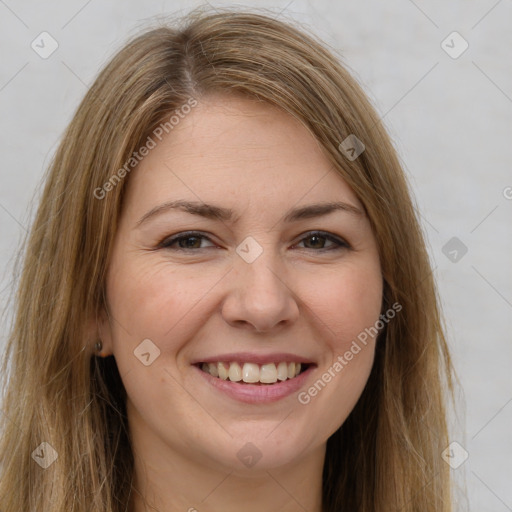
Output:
[158, 231, 350, 253]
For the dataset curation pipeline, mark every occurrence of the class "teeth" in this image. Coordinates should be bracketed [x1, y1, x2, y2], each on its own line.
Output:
[260, 363, 277, 383]
[277, 361, 288, 381]
[242, 363, 260, 383]
[208, 362, 219, 378]
[200, 361, 306, 383]
[218, 362, 229, 380]
[287, 362, 295, 379]
[228, 362, 242, 382]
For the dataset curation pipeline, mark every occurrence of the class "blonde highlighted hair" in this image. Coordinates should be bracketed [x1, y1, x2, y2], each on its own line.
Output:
[0, 7, 454, 511]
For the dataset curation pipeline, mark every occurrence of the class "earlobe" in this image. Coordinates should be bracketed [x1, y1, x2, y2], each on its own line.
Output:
[93, 306, 114, 357]
[94, 340, 104, 356]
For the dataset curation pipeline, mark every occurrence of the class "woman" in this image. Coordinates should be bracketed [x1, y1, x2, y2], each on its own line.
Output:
[0, 7, 455, 511]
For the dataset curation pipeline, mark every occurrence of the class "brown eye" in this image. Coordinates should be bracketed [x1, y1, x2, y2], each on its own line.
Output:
[296, 231, 349, 251]
[159, 232, 215, 250]
[158, 230, 349, 252]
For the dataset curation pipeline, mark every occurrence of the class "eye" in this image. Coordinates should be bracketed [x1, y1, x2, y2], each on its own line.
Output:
[159, 232, 215, 250]
[158, 230, 349, 252]
[294, 231, 350, 252]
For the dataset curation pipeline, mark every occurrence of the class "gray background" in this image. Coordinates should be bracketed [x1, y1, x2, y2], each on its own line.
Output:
[1, 1, 511, 510]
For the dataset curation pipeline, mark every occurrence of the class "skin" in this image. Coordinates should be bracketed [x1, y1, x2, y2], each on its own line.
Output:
[98, 93, 383, 512]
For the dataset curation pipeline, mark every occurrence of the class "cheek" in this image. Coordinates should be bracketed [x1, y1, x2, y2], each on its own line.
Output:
[104, 261, 215, 408]
[309, 263, 383, 348]
[107, 260, 216, 340]
[299, 264, 382, 433]
[106, 252, 382, 352]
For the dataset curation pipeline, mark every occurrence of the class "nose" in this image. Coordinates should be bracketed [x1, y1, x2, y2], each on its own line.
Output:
[220, 249, 300, 334]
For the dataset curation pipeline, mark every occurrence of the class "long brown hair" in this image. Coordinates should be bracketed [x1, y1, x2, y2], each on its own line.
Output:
[0, 7, 454, 511]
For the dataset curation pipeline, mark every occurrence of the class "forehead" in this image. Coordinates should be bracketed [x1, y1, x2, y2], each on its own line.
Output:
[123, 93, 363, 214]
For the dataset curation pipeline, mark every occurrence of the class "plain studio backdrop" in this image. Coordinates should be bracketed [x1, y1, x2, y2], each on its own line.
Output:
[0, 1, 511, 510]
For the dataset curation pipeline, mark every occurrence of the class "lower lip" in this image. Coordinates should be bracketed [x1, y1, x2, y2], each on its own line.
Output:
[193, 364, 315, 404]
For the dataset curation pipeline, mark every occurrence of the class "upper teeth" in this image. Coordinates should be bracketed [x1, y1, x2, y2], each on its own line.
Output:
[200, 361, 303, 383]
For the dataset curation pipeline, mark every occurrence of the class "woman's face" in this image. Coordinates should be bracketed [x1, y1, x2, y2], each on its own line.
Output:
[99, 93, 383, 474]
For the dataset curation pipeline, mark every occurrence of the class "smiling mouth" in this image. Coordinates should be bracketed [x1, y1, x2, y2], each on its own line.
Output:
[195, 361, 311, 384]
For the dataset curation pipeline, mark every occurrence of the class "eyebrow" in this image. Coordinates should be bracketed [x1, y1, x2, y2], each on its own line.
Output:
[135, 199, 364, 228]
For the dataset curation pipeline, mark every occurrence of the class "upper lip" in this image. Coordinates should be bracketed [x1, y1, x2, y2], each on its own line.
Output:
[191, 352, 316, 366]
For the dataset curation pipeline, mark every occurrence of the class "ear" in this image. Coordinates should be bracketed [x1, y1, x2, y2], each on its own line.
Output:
[86, 305, 114, 357]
